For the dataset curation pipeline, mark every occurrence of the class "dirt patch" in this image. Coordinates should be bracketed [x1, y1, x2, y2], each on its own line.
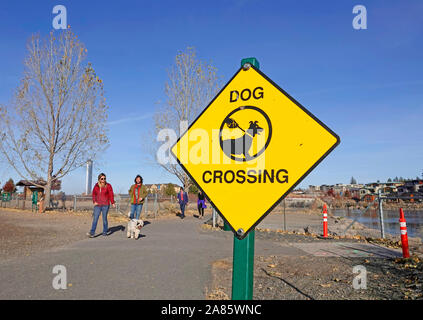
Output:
[0, 209, 128, 262]
[205, 229, 423, 300]
[205, 259, 232, 300]
[0, 207, 204, 263]
[208, 254, 423, 300]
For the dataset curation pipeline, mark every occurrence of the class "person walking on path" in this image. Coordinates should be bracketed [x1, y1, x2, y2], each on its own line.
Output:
[197, 191, 207, 219]
[177, 187, 188, 219]
[128, 175, 148, 220]
[87, 173, 115, 237]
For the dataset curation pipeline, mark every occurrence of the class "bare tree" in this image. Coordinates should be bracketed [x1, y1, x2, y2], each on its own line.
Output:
[153, 47, 220, 189]
[0, 29, 109, 210]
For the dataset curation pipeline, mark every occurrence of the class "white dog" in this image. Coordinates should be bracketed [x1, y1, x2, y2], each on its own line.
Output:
[127, 218, 143, 239]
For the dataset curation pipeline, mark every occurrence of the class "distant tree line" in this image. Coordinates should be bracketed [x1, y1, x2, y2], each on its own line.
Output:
[348, 175, 422, 185]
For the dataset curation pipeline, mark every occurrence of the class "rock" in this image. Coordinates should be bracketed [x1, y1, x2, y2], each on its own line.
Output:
[304, 226, 319, 234]
[408, 237, 422, 245]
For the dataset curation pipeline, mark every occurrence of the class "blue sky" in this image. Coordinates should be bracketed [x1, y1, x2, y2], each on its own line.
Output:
[0, 0, 422, 194]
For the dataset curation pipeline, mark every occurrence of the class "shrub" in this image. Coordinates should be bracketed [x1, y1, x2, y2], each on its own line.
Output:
[2, 179, 16, 193]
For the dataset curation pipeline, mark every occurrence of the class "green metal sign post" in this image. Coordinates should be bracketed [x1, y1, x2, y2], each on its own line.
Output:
[231, 57, 260, 300]
[232, 229, 255, 299]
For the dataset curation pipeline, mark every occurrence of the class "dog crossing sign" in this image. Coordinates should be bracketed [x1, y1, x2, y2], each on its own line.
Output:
[171, 64, 340, 239]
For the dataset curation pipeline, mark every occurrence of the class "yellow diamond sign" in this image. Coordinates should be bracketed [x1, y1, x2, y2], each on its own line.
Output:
[171, 65, 340, 239]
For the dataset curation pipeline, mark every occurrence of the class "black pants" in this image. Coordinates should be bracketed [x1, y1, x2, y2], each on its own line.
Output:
[198, 205, 204, 217]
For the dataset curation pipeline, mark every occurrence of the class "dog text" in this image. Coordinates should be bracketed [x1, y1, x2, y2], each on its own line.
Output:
[230, 87, 264, 102]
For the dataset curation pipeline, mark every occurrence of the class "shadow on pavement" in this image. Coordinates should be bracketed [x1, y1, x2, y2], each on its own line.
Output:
[108, 225, 125, 235]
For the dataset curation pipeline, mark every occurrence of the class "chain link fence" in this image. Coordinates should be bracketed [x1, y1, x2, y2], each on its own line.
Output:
[331, 194, 423, 239]
[0, 192, 324, 219]
[0, 194, 38, 211]
[69, 193, 186, 219]
[0, 192, 204, 220]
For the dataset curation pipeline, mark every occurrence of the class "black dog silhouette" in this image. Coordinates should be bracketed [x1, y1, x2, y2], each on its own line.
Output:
[222, 120, 263, 160]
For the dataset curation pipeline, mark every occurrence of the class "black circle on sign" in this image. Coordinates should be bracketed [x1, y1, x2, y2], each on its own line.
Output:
[219, 106, 272, 162]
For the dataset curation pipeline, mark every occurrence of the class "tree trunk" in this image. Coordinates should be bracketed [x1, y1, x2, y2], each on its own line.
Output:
[182, 174, 191, 191]
[43, 178, 52, 212]
[43, 152, 55, 212]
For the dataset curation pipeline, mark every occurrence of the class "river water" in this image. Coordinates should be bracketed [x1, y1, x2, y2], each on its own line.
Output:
[332, 208, 423, 240]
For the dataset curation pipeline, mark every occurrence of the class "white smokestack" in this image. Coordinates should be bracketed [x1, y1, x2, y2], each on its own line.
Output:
[85, 160, 93, 194]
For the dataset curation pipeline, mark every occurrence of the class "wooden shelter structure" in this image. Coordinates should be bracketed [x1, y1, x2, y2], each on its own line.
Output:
[16, 179, 61, 200]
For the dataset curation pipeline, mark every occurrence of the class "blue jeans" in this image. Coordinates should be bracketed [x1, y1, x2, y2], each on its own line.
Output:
[130, 204, 143, 220]
[179, 202, 186, 217]
[90, 205, 110, 235]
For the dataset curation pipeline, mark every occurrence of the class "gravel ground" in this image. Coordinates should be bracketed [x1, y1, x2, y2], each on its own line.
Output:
[0, 207, 190, 263]
[206, 229, 423, 300]
[0, 208, 129, 262]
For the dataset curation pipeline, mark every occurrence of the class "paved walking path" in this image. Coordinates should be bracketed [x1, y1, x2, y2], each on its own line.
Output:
[0, 214, 401, 299]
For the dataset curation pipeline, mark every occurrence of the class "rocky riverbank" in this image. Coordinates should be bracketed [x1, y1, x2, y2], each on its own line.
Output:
[327, 198, 423, 210]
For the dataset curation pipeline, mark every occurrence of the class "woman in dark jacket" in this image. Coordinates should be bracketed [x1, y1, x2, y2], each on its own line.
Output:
[177, 187, 188, 219]
[197, 191, 207, 219]
[87, 173, 115, 237]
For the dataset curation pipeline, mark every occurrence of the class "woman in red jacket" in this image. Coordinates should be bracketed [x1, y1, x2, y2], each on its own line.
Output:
[87, 173, 115, 237]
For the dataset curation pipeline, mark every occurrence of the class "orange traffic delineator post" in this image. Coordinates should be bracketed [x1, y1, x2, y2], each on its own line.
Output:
[323, 204, 328, 238]
[399, 208, 410, 258]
